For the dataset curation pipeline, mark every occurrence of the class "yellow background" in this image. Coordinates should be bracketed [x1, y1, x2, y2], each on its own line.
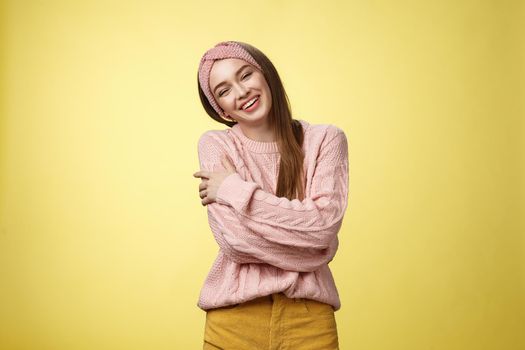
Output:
[1, 0, 523, 349]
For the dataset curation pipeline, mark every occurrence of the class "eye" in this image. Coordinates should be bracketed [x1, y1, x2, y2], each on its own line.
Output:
[218, 72, 252, 97]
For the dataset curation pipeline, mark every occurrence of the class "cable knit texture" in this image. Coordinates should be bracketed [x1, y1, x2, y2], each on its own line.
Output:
[196, 119, 349, 312]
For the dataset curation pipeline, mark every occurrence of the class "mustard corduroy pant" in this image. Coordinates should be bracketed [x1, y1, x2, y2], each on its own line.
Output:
[203, 292, 339, 349]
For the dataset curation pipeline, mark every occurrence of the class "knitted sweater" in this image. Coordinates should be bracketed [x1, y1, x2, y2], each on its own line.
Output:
[196, 119, 349, 312]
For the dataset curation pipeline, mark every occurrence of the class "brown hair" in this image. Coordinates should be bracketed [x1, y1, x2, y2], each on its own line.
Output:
[197, 41, 305, 201]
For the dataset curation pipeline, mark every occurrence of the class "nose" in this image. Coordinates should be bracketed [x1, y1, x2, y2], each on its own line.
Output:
[234, 83, 249, 99]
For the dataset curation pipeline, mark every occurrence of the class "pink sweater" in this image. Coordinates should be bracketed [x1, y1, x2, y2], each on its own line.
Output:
[196, 119, 349, 312]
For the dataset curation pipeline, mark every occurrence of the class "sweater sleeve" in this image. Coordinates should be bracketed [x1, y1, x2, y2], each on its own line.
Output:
[206, 199, 339, 272]
[215, 128, 349, 250]
[197, 131, 339, 272]
[196, 131, 263, 265]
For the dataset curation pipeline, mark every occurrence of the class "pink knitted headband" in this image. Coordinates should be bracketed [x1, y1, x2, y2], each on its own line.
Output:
[198, 41, 263, 117]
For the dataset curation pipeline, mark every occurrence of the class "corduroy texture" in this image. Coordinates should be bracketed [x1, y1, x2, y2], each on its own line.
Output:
[198, 41, 263, 117]
[203, 292, 339, 349]
[196, 119, 350, 312]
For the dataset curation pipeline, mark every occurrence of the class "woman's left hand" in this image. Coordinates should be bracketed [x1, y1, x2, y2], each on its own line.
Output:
[193, 154, 237, 206]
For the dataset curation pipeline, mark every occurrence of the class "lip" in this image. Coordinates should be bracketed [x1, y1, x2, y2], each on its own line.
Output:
[239, 95, 260, 110]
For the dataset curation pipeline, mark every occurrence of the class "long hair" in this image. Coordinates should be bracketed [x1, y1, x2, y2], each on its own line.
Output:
[197, 41, 305, 201]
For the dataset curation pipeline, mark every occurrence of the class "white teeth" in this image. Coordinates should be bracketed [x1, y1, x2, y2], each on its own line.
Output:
[242, 96, 258, 110]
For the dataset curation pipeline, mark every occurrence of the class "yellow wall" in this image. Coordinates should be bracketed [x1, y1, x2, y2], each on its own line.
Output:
[0, 0, 523, 349]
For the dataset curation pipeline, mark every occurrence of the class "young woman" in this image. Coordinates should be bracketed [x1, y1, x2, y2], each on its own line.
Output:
[193, 40, 349, 350]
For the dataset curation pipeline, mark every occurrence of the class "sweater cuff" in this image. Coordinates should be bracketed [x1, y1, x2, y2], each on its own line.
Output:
[216, 173, 259, 212]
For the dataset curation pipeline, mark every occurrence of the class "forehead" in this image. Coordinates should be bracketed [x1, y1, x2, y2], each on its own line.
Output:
[209, 58, 253, 85]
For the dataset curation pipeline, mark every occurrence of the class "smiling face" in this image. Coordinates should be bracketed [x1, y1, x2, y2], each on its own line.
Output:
[209, 58, 272, 126]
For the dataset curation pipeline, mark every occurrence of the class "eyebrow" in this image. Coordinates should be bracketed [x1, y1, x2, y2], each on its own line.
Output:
[212, 64, 251, 95]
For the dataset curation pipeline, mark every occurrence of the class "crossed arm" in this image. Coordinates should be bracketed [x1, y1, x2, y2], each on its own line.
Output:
[196, 129, 349, 272]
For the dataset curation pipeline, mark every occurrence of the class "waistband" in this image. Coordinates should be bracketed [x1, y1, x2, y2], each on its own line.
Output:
[248, 292, 306, 303]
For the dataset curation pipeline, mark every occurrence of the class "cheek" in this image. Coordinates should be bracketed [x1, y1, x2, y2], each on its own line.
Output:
[262, 85, 272, 104]
[219, 97, 235, 111]
[217, 97, 225, 106]
[260, 80, 271, 97]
